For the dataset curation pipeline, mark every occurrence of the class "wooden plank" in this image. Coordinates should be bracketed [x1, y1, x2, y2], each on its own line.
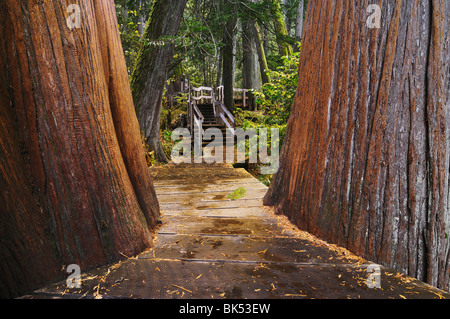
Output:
[158, 216, 292, 237]
[36, 258, 450, 299]
[153, 178, 266, 188]
[150, 169, 255, 181]
[161, 206, 270, 218]
[159, 198, 264, 211]
[140, 234, 358, 265]
[156, 188, 267, 204]
[154, 182, 267, 194]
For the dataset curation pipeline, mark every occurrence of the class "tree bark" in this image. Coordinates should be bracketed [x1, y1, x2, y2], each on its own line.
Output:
[282, 0, 292, 36]
[254, 23, 271, 84]
[294, 0, 304, 52]
[0, 0, 160, 298]
[222, 8, 238, 111]
[272, 0, 293, 56]
[131, 0, 188, 163]
[264, 0, 450, 292]
[216, 49, 224, 87]
[242, 19, 262, 110]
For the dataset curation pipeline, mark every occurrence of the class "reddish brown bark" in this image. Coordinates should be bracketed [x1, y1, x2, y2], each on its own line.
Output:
[0, 0, 160, 298]
[265, 0, 450, 291]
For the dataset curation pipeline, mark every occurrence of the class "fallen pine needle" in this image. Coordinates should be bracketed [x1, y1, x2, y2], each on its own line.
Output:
[171, 284, 192, 293]
[119, 252, 131, 259]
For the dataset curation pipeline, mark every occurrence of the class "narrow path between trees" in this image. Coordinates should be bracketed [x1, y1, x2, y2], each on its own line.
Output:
[31, 163, 449, 299]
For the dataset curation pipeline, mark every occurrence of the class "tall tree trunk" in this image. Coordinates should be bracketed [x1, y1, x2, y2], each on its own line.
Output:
[294, 0, 304, 52]
[272, 0, 293, 56]
[131, 0, 188, 163]
[222, 7, 238, 111]
[216, 48, 223, 87]
[265, 0, 450, 292]
[254, 23, 271, 84]
[282, 0, 292, 36]
[0, 0, 160, 298]
[242, 19, 262, 110]
[136, 0, 147, 36]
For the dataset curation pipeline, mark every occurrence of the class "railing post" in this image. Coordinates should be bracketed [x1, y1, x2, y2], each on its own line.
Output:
[188, 101, 192, 132]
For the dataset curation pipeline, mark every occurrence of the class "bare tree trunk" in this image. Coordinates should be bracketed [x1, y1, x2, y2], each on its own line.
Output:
[136, 0, 147, 36]
[254, 23, 271, 84]
[294, 0, 304, 52]
[272, 0, 293, 56]
[282, 0, 292, 36]
[131, 0, 188, 163]
[265, 0, 450, 292]
[242, 19, 262, 110]
[216, 49, 223, 87]
[0, 0, 160, 298]
[222, 8, 238, 111]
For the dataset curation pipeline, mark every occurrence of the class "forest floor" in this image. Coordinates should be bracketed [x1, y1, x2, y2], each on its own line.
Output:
[28, 163, 449, 299]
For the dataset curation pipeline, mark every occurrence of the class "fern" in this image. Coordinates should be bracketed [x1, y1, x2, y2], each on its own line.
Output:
[227, 187, 247, 200]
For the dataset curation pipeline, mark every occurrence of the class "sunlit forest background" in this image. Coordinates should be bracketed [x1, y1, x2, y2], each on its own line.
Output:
[115, 0, 306, 182]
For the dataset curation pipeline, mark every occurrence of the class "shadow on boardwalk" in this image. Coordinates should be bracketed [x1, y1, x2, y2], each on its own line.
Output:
[28, 163, 449, 299]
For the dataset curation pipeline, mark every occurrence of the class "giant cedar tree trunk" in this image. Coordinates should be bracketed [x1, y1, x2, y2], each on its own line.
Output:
[0, 0, 160, 298]
[264, 0, 450, 291]
[131, 0, 188, 163]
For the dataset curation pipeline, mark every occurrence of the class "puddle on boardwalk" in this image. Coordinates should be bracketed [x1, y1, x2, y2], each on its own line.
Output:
[212, 194, 228, 200]
[211, 239, 223, 249]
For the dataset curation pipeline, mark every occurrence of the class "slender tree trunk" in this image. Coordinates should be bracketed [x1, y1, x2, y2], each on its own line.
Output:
[0, 0, 160, 298]
[216, 48, 223, 87]
[131, 0, 188, 163]
[222, 8, 238, 111]
[254, 23, 271, 84]
[265, 0, 450, 292]
[272, 0, 293, 56]
[262, 26, 270, 58]
[136, 0, 147, 36]
[242, 19, 262, 110]
[294, 0, 304, 52]
[282, 0, 292, 36]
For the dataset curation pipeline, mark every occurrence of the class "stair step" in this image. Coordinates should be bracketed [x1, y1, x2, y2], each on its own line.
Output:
[203, 124, 223, 128]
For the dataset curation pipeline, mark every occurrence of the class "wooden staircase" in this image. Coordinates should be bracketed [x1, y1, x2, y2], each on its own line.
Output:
[187, 86, 236, 153]
[196, 104, 216, 126]
[196, 104, 234, 149]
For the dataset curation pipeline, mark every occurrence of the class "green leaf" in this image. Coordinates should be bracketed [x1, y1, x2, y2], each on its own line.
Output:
[227, 187, 247, 200]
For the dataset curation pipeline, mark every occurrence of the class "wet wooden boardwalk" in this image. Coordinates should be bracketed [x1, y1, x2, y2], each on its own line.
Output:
[31, 163, 449, 299]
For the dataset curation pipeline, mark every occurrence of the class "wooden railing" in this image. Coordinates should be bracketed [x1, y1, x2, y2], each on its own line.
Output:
[233, 88, 250, 109]
[214, 101, 235, 135]
[190, 86, 215, 104]
[187, 84, 243, 140]
[189, 85, 249, 108]
[215, 86, 224, 104]
[187, 98, 205, 150]
[192, 104, 204, 149]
